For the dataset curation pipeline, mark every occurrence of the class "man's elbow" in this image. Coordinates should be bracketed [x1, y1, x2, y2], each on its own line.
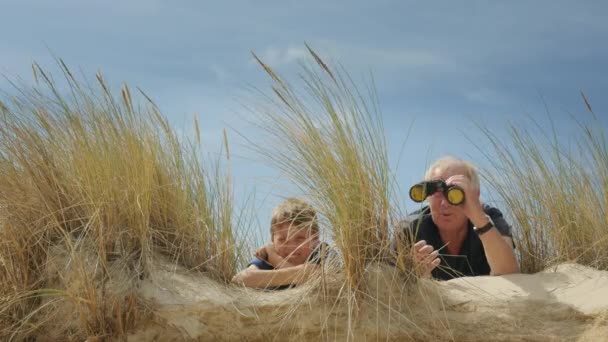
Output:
[492, 263, 520, 276]
[506, 263, 521, 274]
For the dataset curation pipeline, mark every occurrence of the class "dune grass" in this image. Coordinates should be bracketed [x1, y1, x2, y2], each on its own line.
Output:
[243, 47, 446, 341]
[2, 49, 607, 341]
[0, 62, 240, 340]
[479, 97, 608, 273]
[249, 47, 399, 291]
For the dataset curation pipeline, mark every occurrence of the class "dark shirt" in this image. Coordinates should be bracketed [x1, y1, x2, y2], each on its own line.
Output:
[397, 204, 513, 280]
[247, 242, 330, 290]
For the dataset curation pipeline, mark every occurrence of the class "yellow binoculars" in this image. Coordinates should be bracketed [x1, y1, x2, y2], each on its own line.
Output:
[409, 180, 465, 205]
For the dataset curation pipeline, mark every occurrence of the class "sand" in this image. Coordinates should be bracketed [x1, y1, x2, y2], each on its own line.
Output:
[123, 259, 608, 342]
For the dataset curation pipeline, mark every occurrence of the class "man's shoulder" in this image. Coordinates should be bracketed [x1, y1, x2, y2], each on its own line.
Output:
[482, 203, 512, 237]
[482, 203, 503, 217]
[396, 206, 432, 231]
[394, 207, 436, 245]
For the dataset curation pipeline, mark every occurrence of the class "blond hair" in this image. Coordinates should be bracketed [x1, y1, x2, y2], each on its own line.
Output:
[270, 198, 319, 238]
[424, 156, 480, 188]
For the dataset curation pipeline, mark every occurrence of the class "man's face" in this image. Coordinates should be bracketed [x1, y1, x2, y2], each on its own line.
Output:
[272, 223, 318, 265]
[427, 167, 469, 232]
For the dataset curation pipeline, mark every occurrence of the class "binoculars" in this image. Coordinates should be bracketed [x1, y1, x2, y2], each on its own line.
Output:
[409, 180, 465, 205]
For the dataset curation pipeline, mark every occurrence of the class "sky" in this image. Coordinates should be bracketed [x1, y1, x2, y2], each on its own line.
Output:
[2, 0, 607, 241]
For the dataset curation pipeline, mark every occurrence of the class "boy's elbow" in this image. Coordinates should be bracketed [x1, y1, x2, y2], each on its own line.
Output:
[231, 271, 246, 285]
[232, 269, 259, 287]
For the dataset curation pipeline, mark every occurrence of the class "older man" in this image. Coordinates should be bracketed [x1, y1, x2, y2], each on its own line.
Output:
[396, 156, 519, 280]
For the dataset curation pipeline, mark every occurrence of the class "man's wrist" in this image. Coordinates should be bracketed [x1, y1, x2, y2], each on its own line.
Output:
[470, 210, 490, 228]
[473, 214, 495, 236]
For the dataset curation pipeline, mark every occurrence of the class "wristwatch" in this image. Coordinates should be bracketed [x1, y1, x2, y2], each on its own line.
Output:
[474, 215, 495, 236]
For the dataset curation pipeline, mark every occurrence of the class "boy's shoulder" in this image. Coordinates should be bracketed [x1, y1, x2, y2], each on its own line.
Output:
[248, 257, 275, 270]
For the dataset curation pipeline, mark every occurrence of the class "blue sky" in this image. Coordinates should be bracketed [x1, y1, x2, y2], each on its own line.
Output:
[2, 1, 607, 241]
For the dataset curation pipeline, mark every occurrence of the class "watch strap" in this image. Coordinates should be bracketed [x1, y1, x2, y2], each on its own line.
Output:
[474, 215, 494, 236]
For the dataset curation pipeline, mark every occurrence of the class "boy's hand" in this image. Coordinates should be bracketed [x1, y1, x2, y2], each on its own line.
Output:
[255, 243, 290, 268]
[266, 243, 293, 268]
[255, 244, 270, 261]
[254, 243, 299, 269]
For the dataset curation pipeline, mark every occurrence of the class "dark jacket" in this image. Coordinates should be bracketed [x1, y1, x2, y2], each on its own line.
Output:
[396, 204, 513, 280]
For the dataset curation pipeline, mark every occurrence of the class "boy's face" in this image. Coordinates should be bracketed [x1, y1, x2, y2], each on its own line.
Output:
[272, 223, 319, 265]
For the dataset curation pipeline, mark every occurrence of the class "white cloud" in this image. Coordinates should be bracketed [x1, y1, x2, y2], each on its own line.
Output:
[352, 46, 449, 68]
[255, 45, 308, 67]
[313, 40, 454, 70]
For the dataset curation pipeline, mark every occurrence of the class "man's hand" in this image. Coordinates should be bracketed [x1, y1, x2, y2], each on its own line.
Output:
[412, 240, 441, 277]
[445, 175, 488, 227]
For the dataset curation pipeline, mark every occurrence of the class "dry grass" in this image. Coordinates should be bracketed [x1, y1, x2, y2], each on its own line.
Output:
[479, 96, 608, 273]
[2, 49, 606, 341]
[0, 61, 240, 340]
[249, 47, 399, 290]
[245, 47, 440, 341]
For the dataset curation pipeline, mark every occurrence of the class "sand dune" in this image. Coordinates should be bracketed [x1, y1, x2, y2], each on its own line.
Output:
[126, 259, 608, 341]
[445, 264, 608, 316]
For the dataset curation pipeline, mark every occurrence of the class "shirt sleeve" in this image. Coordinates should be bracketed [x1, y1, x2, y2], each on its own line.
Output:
[393, 217, 419, 248]
[248, 257, 274, 270]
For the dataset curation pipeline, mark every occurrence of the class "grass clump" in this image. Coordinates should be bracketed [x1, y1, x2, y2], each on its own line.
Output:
[480, 96, 608, 273]
[247, 47, 449, 341]
[250, 47, 396, 291]
[0, 61, 238, 340]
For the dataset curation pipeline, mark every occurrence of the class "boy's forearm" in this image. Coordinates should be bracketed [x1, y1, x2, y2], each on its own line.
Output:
[274, 257, 298, 269]
[267, 252, 297, 269]
[265, 244, 297, 269]
[235, 264, 317, 288]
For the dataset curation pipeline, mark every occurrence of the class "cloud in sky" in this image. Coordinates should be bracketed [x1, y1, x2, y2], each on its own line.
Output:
[462, 88, 512, 106]
[256, 45, 308, 67]
[1, 0, 607, 224]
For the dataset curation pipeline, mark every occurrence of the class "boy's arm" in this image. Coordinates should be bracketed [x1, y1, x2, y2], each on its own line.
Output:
[232, 264, 318, 289]
[256, 243, 297, 269]
[266, 243, 298, 268]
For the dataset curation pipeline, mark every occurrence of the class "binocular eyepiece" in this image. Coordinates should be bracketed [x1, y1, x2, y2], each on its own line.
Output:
[409, 180, 465, 205]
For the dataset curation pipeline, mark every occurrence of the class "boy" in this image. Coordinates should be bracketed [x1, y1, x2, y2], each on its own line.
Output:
[231, 198, 328, 289]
